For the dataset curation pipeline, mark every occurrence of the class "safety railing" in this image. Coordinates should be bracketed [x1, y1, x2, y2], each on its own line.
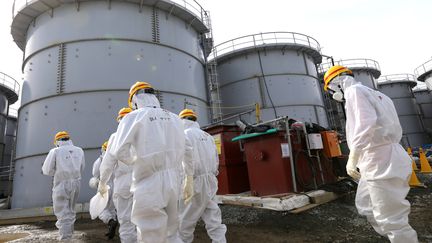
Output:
[13, 0, 209, 28]
[377, 74, 416, 83]
[319, 58, 381, 74]
[213, 32, 321, 58]
[8, 107, 18, 117]
[0, 72, 20, 96]
[414, 59, 432, 79]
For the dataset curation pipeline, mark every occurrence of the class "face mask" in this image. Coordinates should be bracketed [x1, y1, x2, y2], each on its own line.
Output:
[332, 91, 344, 102]
[328, 76, 346, 102]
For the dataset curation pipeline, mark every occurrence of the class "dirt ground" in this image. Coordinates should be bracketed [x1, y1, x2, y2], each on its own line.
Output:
[1, 175, 431, 243]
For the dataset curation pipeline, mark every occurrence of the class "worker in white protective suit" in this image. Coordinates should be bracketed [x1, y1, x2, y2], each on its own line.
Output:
[90, 141, 118, 239]
[178, 109, 227, 243]
[42, 131, 85, 240]
[99, 82, 185, 243]
[323, 65, 418, 243]
[99, 107, 137, 243]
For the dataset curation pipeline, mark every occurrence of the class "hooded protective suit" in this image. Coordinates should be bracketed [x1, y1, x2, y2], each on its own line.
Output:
[341, 76, 418, 243]
[100, 132, 137, 243]
[92, 151, 116, 224]
[42, 140, 85, 240]
[109, 93, 185, 243]
[179, 120, 227, 243]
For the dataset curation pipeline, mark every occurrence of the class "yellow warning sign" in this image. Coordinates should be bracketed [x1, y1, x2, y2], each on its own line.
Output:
[213, 134, 221, 155]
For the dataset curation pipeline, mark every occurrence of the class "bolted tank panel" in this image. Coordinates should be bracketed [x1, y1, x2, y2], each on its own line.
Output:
[414, 59, 432, 136]
[378, 75, 429, 148]
[213, 32, 328, 127]
[413, 83, 432, 136]
[3, 115, 17, 172]
[11, 0, 210, 208]
[0, 72, 19, 197]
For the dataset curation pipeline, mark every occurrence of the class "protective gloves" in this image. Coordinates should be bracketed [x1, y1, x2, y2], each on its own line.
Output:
[89, 177, 99, 189]
[183, 175, 194, 204]
[98, 182, 109, 196]
[346, 151, 361, 180]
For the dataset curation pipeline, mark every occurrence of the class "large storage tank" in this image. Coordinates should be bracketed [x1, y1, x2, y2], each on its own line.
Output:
[11, 0, 210, 208]
[321, 58, 381, 90]
[413, 82, 432, 135]
[213, 32, 328, 127]
[0, 73, 19, 197]
[377, 74, 429, 148]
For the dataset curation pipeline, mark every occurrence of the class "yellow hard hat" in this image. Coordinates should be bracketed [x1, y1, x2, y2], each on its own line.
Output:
[323, 65, 353, 91]
[101, 141, 108, 151]
[179, 109, 197, 120]
[128, 81, 153, 108]
[54, 131, 70, 145]
[117, 107, 133, 122]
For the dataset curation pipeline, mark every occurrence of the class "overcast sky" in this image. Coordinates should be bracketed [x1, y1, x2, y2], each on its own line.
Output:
[1, 0, 431, 108]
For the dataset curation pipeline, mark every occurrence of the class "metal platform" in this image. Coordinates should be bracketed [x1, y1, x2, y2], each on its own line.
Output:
[319, 58, 381, 79]
[415, 59, 432, 82]
[212, 32, 322, 64]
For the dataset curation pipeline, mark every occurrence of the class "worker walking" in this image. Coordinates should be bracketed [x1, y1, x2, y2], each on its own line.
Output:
[323, 65, 418, 243]
[99, 107, 137, 243]
[99, 82, 185, 243]
[178, 109, 227, 243]
[42, 131, 85, 240]
[91, 141, 118, 239]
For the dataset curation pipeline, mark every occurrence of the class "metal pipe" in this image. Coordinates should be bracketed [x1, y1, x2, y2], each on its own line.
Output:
[315, 150, 325, 184]
[284, 117, 297, 192]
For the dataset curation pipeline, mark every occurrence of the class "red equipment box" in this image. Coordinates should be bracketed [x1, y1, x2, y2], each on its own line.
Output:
[240, 130, 336, 196]
[204, 125, 250, 194]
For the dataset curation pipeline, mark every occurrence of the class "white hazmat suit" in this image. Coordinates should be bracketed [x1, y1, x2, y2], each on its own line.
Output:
[109, 93, 185, 243]
[92, 151, 117, 224]
[42, 140, 85, 240]
[341, 76, 418, 243]
[100, 132, 137, 243]
[179, 119, 227, 243]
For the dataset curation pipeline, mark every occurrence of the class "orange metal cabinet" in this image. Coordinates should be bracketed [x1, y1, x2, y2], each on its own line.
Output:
[320, 131, 342, 158]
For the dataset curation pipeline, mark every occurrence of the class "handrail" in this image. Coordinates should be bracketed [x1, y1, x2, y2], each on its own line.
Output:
[0, 72, 20, 96]
[13, 0, 209, 28]
[377, 74, 416, 83]
[213, 32, 321, 58]
[319, 58, 380, 74]
[414, 58, 432, 79]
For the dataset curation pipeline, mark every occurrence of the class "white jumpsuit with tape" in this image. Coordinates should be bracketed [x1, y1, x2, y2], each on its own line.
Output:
[100, 132, 137, 243]
[343, 76, 418, 243]
[179, 120, 227, 243]
[42, 140, 85, 240]
[109, 93, 185, 243]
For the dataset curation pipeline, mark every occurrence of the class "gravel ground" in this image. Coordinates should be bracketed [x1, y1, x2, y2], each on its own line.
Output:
[1, 175, 431, 242]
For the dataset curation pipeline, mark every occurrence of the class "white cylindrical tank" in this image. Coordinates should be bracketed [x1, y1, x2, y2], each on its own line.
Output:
[213, 32, 328, 127]
[11, 0, 209, 208]
[377, 74, 429, 148]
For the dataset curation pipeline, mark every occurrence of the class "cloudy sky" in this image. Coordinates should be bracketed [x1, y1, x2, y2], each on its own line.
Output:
[1, 0, 431, 108]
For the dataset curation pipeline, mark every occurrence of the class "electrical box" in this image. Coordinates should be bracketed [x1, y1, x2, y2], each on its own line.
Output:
[321, 131, 342, 158]
[308, 133, 324, 150]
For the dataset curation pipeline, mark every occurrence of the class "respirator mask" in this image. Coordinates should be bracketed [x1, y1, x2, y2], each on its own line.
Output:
[327, 75, 348, 102]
